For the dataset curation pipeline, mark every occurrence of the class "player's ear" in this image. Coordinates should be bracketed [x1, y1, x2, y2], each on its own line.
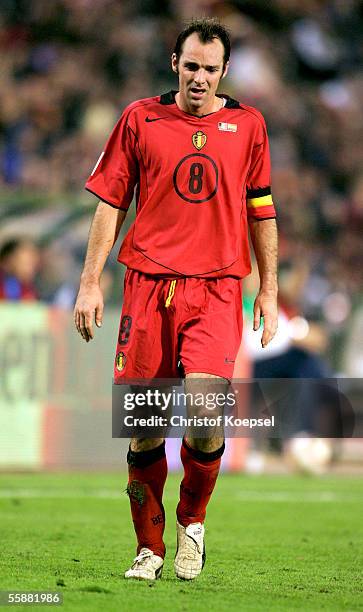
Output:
[171, 53, 179, 74]
[221, 61, 230, 79]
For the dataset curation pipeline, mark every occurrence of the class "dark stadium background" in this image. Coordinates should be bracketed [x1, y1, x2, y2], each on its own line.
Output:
[0, 1, 362, 471]
[0, 3, 363, 610]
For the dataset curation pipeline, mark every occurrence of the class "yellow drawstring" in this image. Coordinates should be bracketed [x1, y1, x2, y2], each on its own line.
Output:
[165, 280, 177, 308]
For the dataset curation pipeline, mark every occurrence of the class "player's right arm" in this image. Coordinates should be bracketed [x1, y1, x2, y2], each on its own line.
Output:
[74, 202, 126, 342]
[76, 104, 139, 341]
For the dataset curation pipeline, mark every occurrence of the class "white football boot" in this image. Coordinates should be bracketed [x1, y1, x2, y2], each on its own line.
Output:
[174, 521, 206, 580]
[124, 548, 163, 580]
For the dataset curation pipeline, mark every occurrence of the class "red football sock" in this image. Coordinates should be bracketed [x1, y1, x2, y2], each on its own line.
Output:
[177, 438, 225, 527]
[127, 442, 167, 558]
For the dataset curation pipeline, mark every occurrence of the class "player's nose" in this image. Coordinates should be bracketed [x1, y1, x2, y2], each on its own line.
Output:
[194, 68, 207, 85]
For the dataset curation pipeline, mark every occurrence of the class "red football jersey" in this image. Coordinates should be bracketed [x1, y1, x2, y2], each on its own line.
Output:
[85, 91, 276, 278]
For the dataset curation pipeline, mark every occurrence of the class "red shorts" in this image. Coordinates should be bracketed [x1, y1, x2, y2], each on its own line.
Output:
[114, 270, 243, 381]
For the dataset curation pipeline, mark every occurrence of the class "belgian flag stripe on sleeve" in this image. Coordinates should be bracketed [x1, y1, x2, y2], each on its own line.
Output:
[246, 186, 276, 219]
[247, 186, 271, 198]
[247, 194, 273, 208]
[249, 205, 276, 218]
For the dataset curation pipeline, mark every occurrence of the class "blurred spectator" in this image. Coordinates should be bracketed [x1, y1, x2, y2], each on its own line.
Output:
[243, 259, 331, 378]
[0, 237, 39, 300]
[243, 259, 343, 451]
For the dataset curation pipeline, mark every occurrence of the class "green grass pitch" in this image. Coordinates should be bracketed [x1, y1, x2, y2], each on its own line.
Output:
[0, 472, 362, 611]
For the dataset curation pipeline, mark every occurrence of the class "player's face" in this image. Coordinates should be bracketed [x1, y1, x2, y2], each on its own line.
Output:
[172, 32, 229, 116]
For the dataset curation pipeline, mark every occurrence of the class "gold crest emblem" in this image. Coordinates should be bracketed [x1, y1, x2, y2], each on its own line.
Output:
[115, 351, 127, 371]
[192, 131, 207, 150]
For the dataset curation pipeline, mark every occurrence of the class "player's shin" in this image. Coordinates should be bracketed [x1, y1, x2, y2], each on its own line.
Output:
[126, 441, 167, 559]
[177, 437, 224, 526]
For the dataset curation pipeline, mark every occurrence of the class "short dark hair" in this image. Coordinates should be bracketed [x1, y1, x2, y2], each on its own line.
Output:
[174, 18, 231, 68]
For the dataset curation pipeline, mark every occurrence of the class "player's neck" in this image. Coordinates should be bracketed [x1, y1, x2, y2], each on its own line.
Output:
[175, 92, 224, 117]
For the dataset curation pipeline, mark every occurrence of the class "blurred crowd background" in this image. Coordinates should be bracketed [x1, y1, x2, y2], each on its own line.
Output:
[1, 0, 363, 375]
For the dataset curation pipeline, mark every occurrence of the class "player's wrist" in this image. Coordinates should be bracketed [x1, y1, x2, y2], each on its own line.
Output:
[80, 273, 101, 289]
[258, 284, 278, 297]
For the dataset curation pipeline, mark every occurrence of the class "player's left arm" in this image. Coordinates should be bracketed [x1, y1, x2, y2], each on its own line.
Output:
[249, 218, 278, 348]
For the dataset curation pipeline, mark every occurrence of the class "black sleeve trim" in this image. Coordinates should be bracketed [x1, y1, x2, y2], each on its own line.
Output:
[246, 186, 271, 198]
[85, 188, 128, 211]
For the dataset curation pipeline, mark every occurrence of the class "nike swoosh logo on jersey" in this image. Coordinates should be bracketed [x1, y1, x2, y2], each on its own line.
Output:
[145, 116, 168, 122]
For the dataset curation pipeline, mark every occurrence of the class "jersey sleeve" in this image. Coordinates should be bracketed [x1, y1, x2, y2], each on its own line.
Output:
[85, 109, 138, 211]
[246, 116, 276, 220]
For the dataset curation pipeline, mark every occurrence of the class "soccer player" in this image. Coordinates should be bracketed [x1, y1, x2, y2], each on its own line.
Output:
[74, 18, 278, 581]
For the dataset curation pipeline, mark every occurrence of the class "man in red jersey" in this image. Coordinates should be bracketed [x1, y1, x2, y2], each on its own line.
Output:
[75, 18, 278, 581]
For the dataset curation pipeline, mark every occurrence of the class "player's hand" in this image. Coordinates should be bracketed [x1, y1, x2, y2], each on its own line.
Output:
[253, 291, 278, 348]
[74, 283, 104, 342]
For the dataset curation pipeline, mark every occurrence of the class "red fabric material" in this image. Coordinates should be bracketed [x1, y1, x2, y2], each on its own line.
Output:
[114, 271, 243, 380]
[127, 455, 168, 558]
[177, 441, 222, 527]
[85, 93, 276, 278]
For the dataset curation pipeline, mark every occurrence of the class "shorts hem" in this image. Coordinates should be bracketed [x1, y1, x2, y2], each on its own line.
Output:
[113, 375, 182, 384]
[183, 368, 232, 381]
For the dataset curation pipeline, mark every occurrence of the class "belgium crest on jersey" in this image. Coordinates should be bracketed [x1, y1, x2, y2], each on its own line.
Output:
[192, 131, 207, 150]
[115, 351, 127, 371]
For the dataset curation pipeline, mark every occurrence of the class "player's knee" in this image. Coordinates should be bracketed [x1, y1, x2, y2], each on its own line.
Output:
[186, 436, 225, 454]
[129, 438, 164, 452]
